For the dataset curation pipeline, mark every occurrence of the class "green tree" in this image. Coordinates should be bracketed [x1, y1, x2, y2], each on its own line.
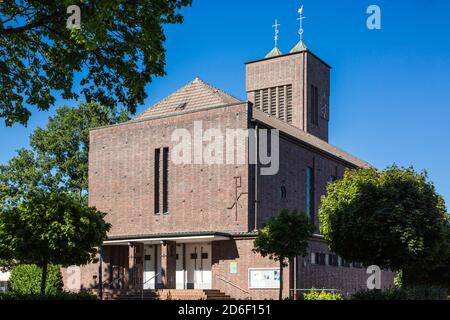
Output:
[0, 192, 111, 294]
[0, 102, 130, 202]
[253, 209, 315, 300]
[319, 166, 450, 287]
[30, 102, 130, 196]
[0, 0, 192, 126]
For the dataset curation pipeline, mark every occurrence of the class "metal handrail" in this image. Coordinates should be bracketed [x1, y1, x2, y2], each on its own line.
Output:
[216, 275, 250, 295]
[141, 272, 162, 300]
[103, 274, 126, 290]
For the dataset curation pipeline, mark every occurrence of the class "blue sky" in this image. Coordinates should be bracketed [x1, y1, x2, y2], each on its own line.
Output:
[1, 0, 450, 206]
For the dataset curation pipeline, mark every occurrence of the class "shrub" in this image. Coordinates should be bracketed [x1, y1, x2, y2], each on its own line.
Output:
[352, 287, 447, 300]
[0, 291, 96, 300]
[302, 289, 344, 300]
[9, 264, 63, 295]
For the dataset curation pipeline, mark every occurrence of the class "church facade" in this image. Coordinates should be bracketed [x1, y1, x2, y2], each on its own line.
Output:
[64, 41, 394, 299]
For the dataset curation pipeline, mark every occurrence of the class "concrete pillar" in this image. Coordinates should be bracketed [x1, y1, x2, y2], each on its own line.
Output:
[128, 244, 135, 288]
[160, 241, 177, 289]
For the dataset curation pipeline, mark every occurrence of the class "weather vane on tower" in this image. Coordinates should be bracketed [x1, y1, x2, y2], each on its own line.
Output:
[272, 19, 281, 48]
[297, 4, 306, 41]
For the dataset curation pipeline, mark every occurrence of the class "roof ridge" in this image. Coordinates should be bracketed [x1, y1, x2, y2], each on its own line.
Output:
[135, 78, 242, 119]
[192, 78, 242, 103]
[135, 79, 196, 119]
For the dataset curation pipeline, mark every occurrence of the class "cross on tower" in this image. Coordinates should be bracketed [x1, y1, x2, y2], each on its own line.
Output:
[272, 19, 281, 48]
[297, 5, 306, 41]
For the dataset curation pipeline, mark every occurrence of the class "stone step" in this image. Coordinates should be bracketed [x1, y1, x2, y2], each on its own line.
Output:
[109, 289, 234, 301]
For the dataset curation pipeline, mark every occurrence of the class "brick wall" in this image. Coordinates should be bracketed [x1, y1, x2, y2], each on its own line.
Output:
[212, 238, 290, 300]
[251, 131, 348, 230]
[246, 54, 306, 133]
[211, 237, 395, 300]
[297, 238, 396, 298]
[305, 54, 330, 141]
[246, 52, 330, 141]
[89, 103, 250, 237]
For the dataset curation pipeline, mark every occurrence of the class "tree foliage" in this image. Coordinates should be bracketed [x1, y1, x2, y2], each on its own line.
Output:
[0, 102, 129, 203]
[0, 0, 192, 126]
[0, 192, 111, 293]
[253, 209, 315, 300]
[319, 166, 450, 286]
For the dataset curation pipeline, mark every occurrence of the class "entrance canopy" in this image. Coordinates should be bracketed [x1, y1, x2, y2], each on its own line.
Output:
[103, 231, 232, 246]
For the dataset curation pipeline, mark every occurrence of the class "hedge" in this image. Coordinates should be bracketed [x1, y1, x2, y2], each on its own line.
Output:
[9, 264, 63, 295]
[0, 291, 97, 300]
[352, 287, 448, 300]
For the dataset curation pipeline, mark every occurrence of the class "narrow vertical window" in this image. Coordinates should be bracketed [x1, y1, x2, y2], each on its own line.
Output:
[278, 86, 285, 121]
[311, 85, 319, 125]
[262, 89, 269, 113]
[154, 148, 160, 214]
[286, 85, 293, 123]
[270, 87, 277, 116]
[254, 90, 261, 110]
[162, 147, 169, 214]
[306, 166, 314, 222]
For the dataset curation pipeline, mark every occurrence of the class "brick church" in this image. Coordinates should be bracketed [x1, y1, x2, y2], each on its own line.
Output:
[64, 35, 394, 299]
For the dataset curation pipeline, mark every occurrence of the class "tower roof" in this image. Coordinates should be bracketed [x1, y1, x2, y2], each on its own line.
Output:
[290, 40, 308, 53]
[265, 47, 283, 58]
[135, 78, 242, 120]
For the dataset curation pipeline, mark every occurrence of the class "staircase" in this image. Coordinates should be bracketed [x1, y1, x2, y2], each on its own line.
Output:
[104, 289, 233, 300]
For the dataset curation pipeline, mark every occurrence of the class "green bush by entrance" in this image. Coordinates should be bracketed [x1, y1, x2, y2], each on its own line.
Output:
[9, 264, 63, 295]
[0, 292, 96, 300]
[302, 289, 344, 300]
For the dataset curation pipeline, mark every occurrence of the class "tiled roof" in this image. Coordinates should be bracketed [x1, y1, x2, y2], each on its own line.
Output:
[135, 78, 242, 120]
[252, 108, 372, 169]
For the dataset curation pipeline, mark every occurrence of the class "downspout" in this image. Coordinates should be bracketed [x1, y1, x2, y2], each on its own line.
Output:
[254, 123, 259, 231]
[303, 52, 307, 131]
[98, 246, 103, 300]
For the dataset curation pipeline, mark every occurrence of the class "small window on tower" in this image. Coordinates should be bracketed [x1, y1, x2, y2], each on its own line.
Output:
[310, 85, 319, 126]
[280, 186, 287, 199]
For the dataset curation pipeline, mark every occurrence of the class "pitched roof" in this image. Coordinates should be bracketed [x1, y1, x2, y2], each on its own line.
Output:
[135, 78, 242, 120]
[252, 108, 372, 169]
[290, 40, 308, 53]
[265, 47, 283, 58]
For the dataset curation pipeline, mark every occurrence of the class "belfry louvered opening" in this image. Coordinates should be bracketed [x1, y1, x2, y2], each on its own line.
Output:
[252, 84, 293, 124]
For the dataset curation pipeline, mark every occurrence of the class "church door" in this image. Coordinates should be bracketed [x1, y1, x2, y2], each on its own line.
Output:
[186, 243, 212, 289]
[143, 245, 162, 289]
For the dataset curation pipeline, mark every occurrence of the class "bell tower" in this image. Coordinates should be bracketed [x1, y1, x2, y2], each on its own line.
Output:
[245, 6, 331, 142]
